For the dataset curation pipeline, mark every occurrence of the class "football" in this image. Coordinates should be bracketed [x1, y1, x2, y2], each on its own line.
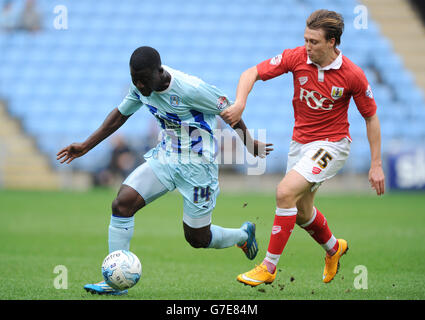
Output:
[101, 250, 142, 290]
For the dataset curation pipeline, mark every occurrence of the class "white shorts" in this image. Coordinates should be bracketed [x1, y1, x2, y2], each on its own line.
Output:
[286, 138, 351, 191]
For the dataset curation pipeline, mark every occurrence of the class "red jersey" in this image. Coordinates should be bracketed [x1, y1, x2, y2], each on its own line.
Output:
[256, 46, 377, 144]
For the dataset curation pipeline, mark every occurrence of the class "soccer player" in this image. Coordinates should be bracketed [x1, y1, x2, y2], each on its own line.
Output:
[57, 46, 273, 295]
[220, 9, 385, 286]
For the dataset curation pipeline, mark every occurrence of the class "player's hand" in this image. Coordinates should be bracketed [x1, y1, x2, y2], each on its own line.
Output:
[220, 103, 245, 128]
[56, 142, 88, 164]
[249, 140, 274, 158]
[368, 164, 385, 196]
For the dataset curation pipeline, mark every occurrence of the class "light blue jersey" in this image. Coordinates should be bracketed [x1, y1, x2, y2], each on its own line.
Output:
[118, 65, 231, 165]
[119, 66, 232, 220]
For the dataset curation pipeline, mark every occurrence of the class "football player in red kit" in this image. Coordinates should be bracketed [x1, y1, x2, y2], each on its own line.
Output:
[220, 9, 385, 286]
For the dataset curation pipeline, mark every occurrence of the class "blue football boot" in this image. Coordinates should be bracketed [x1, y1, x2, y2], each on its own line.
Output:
[84, 281, 128, 296]
[237, 221, 258, 260]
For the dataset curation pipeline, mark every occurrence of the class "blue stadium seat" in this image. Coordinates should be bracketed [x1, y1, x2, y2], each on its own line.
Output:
[1, 0, 424, 173]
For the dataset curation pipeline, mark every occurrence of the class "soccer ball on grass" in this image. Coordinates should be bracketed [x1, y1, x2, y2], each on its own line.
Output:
[101, 250, 142, 290]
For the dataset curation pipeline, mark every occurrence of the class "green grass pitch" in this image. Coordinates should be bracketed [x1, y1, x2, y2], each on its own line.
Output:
[0, 188, 424, 300]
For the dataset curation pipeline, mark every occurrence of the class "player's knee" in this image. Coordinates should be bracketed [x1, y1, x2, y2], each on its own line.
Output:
[184, 230, 211, 249]
[276, 186, 296, 207]
[111, 197, 135, 218]
[112, 186, 146, 218]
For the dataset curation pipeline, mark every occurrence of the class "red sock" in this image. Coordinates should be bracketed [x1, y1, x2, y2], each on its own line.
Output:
[263, 207, 297, 273]
[300, 207, 338, 255]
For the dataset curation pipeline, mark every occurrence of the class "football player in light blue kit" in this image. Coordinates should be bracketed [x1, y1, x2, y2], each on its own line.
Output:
[57, 46, 273, 295]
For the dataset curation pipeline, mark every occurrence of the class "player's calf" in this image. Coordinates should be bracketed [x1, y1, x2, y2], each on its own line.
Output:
[183, 222, 250, 251]
[109, 185, 146, 252]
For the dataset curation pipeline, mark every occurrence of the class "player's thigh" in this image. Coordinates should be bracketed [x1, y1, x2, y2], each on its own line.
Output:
[174, 163, 219, 230]
[290, 139, 351, 187]
[114, 161, 169, 216]
[276, 169, 314, 208]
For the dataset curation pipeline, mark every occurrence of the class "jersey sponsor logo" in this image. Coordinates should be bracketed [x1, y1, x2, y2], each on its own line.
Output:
[299, 87, 334, 110]
[270, 54, 282, 66]
[365, 84, 373, 99]
[216, 96, 229, 110]
[298, 76, 308, 86]
[272, 225, 281, 235]
[331, 86, 344, 100]
[170, 95, 180, 107]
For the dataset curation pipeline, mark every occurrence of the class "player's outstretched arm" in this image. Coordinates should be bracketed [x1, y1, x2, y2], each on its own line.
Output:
[232, 118, 273, 158]
[56, 108, 130, 164]
[365, 113, 385, 195]
[220, 66, 260, 128]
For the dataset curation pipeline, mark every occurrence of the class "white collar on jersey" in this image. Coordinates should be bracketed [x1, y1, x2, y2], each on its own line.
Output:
[307, 49, 343, 71]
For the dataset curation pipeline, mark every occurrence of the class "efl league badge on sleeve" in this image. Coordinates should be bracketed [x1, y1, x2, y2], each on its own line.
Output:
[216, 96, 229, 111]
[365, 84, 374, 99]
[170, 95, 180, 107]
[331, 86, 344, 100]
[270, 54, 282, 66]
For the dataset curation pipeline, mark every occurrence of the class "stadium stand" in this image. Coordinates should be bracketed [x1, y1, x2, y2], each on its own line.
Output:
[0, 100, 58, 188]
[1, 0, 424, 182]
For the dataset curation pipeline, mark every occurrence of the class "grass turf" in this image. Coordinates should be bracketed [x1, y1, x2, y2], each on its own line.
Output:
[0, 189, 424, 300]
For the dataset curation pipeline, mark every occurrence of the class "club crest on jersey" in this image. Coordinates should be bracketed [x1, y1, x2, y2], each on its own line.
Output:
[298, 76, 308, 86]
[216, 96, 229, 110]
[331, 86, 344, 100]
[270, 54, 282, 66]
[170, 95, 180, 107]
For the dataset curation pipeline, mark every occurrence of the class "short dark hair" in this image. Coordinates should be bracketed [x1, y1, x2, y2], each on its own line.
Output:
[306, 9, 344, 46]
[129, 46, 161, 72]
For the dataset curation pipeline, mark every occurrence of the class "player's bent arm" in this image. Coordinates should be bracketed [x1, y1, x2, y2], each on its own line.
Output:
[364, 113, 385, 195]
[232, 118, 252, 146]
[232, 118, 273, 158]
[234, 66, 261, 109]
[57, 108, 130, 164]
[365, 113, 382, 168]
[83, 108, 130, 151]
[220, 66, 261, 127]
